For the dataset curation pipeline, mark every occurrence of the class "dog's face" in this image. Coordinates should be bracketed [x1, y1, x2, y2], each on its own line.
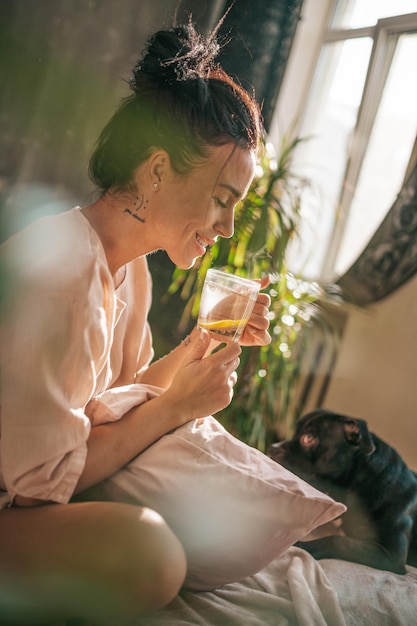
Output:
[269, 409, 376, 484]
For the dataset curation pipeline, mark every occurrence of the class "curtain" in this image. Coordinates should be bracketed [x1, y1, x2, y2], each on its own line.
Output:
[178, 0, 304, 132]
[217, 0, 304, 131]
[338, 154, 417, 305]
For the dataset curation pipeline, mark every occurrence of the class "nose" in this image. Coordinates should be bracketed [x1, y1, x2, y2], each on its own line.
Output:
[268, 441, 288, 463]
[214, 213, 234, 239]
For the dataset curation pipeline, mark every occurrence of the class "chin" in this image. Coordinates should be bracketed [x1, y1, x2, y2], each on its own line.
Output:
[178, 259, 199, 270]
[167, 252, 201, 270]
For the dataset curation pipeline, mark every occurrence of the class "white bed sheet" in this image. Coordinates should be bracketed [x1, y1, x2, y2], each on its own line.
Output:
[130, 547, 417, 626]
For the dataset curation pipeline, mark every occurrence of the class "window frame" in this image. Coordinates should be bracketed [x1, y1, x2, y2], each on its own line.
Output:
[323, 11, 417, 277]
[270, 1, 417, 280]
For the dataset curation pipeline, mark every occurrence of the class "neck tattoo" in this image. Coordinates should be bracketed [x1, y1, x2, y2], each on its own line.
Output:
[124, 193, 148, 223]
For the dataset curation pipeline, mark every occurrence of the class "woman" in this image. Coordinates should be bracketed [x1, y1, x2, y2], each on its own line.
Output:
[0, 19, 270, 625]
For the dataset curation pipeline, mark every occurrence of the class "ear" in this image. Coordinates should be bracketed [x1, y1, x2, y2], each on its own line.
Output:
[298, 409, 332, 432]
[146, 149, 172, 188]
[343, 418, 375, 456]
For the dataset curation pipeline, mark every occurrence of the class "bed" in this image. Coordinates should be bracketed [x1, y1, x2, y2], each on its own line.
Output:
[74, 400, 417, 626]
[132, 550, 417, 626]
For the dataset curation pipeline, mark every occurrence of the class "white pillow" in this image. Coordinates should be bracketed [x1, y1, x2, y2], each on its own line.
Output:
[89, 415, 346, 591]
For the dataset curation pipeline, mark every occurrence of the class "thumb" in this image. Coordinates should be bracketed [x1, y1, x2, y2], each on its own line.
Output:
[183, 327, 211, 364]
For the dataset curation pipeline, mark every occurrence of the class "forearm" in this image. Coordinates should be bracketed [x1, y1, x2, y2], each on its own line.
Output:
[139, 328, 206, 389]
[139, 346, 188, 389]
[13, 394, 180, 506]
[16, 331, 241, 504]
[77, 333, 239, 493]
[75, 392, 179, 494]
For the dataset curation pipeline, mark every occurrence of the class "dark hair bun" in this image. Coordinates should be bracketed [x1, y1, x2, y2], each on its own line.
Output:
[89, 17, 262, 191]
[130, 22, 220, 92]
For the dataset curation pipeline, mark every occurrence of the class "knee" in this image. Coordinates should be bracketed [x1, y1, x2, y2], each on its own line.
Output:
[0, 502, 185, 623]
[130, 506, 187, 610]
[100, 504, 186, 614]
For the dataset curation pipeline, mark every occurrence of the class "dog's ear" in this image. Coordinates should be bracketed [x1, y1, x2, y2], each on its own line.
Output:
[298, 409, 332, 431]
[343, 418, 376, 456]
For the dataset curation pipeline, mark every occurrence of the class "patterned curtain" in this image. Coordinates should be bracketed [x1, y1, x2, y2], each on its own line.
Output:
[217, 0, 304, 131]
[338, 153, 417, 305]
[179, 0, 304, 131]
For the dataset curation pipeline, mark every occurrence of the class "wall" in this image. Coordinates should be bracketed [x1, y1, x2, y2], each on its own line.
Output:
[324, 273, 417, 471]
[0, 0, 196, 206]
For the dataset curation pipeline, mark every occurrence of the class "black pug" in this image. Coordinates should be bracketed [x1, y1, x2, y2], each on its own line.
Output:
[269, 409, 417, 574]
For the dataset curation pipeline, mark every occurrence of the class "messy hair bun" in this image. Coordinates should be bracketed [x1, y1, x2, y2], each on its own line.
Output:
[89, 19, 262, 192]
[132, 23, 220, 87]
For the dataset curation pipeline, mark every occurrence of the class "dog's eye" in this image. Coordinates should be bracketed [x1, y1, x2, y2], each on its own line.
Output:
[300, 433, 317, 448]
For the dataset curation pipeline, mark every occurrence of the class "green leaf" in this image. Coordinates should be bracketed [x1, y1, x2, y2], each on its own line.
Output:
[160, 134, 345, 447]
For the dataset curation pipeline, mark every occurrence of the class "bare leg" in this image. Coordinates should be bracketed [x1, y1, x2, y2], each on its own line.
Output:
[0, 501, 186, 625]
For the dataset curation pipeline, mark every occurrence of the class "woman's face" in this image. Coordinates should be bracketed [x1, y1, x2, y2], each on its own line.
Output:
[152, 144, 256, 269]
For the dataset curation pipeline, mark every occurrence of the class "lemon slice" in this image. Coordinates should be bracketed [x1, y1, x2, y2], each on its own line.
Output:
[200, 319, 248, 330]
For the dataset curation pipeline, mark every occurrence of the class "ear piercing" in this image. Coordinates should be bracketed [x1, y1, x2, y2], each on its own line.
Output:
[153, 182, 159, 189]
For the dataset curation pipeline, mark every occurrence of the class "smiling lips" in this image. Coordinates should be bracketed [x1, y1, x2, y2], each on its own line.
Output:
[195, 232, 215, 254]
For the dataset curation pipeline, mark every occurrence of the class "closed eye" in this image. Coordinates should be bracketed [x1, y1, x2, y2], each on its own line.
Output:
[300, 432, 318, 448]
[213, 197, 228, 209]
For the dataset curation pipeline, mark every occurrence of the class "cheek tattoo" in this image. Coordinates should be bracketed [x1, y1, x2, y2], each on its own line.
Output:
[124, 194, 148, 223]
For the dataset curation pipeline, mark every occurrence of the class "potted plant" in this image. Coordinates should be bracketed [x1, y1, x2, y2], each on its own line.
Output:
[164, 137, 341, 451]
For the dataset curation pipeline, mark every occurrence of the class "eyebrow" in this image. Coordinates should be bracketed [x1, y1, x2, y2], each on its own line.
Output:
[217, 183, 242, 199]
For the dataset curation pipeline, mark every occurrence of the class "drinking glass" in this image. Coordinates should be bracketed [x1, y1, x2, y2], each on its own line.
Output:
[198, 269, 260, 342]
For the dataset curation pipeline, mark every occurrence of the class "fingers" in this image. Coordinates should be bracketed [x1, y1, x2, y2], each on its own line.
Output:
[209, 341, 241, 367]
[255, 291, 271, 309]
[224, 355, 240, 377]
[241, 325, 272, 346]
[251, 307, 270, 326]
[240, 314, 271, 346]
[205, 344, 240, 397]
[228, 371, 238, 387]
[188, 344, 240, 417]
[248, 306, 270, 331]
[250, 292, 271, 327]
[259, 275, 271, 290]
[237, 285, 272, 346]
[246, 299, 270, 331]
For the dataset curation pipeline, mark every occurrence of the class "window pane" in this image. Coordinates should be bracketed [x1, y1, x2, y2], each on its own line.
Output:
[335, 33, 417, 276]
[287, 37, 372, 278]
[332, 0, 417, 29]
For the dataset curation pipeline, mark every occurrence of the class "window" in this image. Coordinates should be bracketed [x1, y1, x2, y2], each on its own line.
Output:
[274, 0, 417, 281]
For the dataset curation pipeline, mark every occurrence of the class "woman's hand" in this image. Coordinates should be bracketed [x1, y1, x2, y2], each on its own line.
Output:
[77, 329, 240, 491]
[161, 329, 241, 422]
[239, 276, 271, 346]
